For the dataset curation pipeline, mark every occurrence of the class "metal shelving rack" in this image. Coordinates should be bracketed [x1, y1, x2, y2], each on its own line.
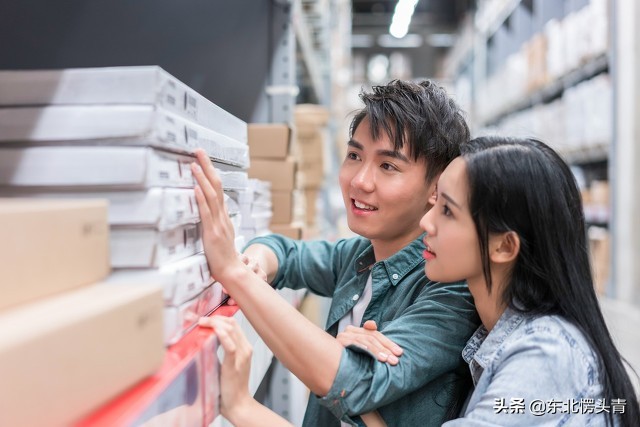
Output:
[443, 0, 640, 303]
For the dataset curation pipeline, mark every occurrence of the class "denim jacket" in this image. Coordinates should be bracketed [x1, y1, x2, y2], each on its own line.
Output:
[248, 233, 479, 426]
[444, 307, 619, 426]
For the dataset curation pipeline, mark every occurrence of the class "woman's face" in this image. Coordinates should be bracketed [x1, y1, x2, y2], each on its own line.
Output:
[420, 158, 484, 285]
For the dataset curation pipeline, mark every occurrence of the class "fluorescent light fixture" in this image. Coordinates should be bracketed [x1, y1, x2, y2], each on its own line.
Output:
[351, 34, 375, 48]
[427, 33, 456, 47]
[378, 33, 423, 48]
[389, 0, 419, 39]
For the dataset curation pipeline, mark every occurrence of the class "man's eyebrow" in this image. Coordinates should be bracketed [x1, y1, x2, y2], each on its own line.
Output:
[377, 149, 409, 162]
[347, 139, 363, 150]
[441, 192, 461, 209]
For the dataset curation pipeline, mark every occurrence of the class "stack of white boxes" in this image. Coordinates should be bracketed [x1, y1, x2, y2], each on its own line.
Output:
[0, 66, 250, 346]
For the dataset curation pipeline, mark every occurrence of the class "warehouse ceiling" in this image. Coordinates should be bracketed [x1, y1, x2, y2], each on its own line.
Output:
[351, 0, 475, 47]
[349, 0, 475, 80]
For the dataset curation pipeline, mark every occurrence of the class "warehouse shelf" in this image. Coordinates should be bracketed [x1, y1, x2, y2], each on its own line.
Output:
[482, 53, 609, 126]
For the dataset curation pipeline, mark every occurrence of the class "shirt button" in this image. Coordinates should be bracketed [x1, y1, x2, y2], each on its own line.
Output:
[392, 273, 399, 280]
[352, 294, 359, 301]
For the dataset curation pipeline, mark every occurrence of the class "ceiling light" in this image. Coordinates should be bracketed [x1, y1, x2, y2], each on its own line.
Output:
[389, 0, 419, 39]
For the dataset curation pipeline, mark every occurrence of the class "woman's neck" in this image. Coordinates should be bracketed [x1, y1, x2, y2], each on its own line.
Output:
[467, 277, 507, 332]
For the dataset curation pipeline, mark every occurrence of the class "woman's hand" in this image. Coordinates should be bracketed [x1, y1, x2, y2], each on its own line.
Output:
[192, 149, 244, 284]
[336, 320, 403, 365]
[199, 316, 254, 422]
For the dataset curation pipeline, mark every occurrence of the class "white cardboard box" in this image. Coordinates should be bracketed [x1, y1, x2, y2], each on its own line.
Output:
[1, 189, 240, 229]
[0, 66, 247, 144]
[106, 253, 213, 306]
[110, 223, 203, 268]
[0, 146, 248, 191]
[0, 105, 249, 168]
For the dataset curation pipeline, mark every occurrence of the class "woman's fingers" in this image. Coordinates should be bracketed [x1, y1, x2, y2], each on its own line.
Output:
[337, 324, 404, 365]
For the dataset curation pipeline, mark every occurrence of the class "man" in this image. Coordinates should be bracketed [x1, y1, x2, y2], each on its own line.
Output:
[195, 80, 479, 426]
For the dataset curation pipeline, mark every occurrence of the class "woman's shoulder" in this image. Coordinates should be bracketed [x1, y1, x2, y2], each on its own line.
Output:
[501, 313, 600, 377]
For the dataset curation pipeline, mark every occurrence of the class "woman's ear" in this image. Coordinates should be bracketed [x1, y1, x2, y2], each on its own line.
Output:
[489, 231, 520, 264]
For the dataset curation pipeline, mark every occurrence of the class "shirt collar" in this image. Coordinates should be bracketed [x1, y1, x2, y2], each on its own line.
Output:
[353, 233, 426, 286]
[462, 306, 526, 368]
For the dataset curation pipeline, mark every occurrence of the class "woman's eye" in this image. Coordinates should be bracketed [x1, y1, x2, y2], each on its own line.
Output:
[443, 204, 452, 216]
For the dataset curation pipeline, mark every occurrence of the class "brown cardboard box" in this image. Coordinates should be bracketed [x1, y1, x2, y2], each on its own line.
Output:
[271, 191, 293, 224]
[0, 198, 110, 311]
[296, 164, 325, 189]
[248, 157, 296, 191]
[0, 282, 165, 427]
[270, 224, 303, 240]
[304, 188, 319, 225]
[248, 124, 291, 159]
[295, 133, 324, 163]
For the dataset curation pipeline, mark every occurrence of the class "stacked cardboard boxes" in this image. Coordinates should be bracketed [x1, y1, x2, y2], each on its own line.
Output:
[0, 66, 252, 346]
[293, 104, 330, 232]
[0, 65, 255, 425]
[0, 199, 165, 427]
[247, 123, 302, 239]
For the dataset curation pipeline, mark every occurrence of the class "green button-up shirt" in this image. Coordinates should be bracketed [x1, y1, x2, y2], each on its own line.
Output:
[248, 233, 479, 426]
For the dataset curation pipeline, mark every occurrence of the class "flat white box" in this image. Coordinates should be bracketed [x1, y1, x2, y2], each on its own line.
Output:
[1, 189, 240, 229]
[0, 146, 248, 191]
[106, 253, 213, 306]
[163, 294, 201, 346]
[0, 105, 248, 168]
[0, 66, 247, 144]
[110, 223, 203, 268]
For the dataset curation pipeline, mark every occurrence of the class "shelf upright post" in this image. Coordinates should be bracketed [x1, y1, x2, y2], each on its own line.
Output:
[611, 0, 640, 304]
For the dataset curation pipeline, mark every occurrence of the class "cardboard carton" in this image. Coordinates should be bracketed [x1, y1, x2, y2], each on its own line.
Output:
[0, 282, 165, 427]
[0, 198, 110, 311]
[271, 190, 293, 224]
[0, 105, 249, 168]
[270, 224, 303, 240]
[248, 157, 296, 191]
[0, 146, 248, 191]
[248, 124, 291, 159]
[0, 66, 247, 144]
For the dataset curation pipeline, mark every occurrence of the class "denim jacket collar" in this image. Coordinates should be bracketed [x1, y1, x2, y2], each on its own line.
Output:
[462, 306, 526, 385]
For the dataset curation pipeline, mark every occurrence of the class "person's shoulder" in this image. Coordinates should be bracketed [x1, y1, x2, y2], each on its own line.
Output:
[504, 314, 599, 370]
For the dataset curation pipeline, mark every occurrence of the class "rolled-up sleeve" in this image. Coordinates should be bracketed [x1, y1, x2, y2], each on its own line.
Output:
[247, 235, 355, 297]
[318, 280, 479, 423]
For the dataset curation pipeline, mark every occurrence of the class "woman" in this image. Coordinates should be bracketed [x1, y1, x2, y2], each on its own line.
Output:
[193, 136, 639, 426]
[420, 136, 639, 425]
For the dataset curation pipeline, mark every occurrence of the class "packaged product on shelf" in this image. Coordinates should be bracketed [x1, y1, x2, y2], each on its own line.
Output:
[0, 105, 249, 167]
[110, 222, 203, 268]
[107, 253, 213, 307]
[248, 157, 296, 191]
[0, 198, 110, 311]
[0, 282, 164, 427]
[0, 65, 247, 144]
[248, 123, 291, 159]
[0, 146, 248, 190]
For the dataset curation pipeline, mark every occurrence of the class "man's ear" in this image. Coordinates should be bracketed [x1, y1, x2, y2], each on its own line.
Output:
[489, 231, 520, 264]
[427, 180, 439, 206]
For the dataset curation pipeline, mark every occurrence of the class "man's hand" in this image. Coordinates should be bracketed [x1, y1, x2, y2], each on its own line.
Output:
[336, 320, 403, 365]
[223, 253, 269, 306]
[192, 149, 244, 285]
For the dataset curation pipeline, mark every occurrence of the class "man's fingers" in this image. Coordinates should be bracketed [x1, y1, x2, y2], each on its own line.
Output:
[195, 149, 225, 210]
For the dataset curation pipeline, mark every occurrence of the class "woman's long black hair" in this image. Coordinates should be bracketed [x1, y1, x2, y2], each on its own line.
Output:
[462, 136, 639, 426]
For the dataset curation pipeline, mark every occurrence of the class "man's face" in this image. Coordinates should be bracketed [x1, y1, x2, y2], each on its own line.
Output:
[339, 117, 433, 250]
